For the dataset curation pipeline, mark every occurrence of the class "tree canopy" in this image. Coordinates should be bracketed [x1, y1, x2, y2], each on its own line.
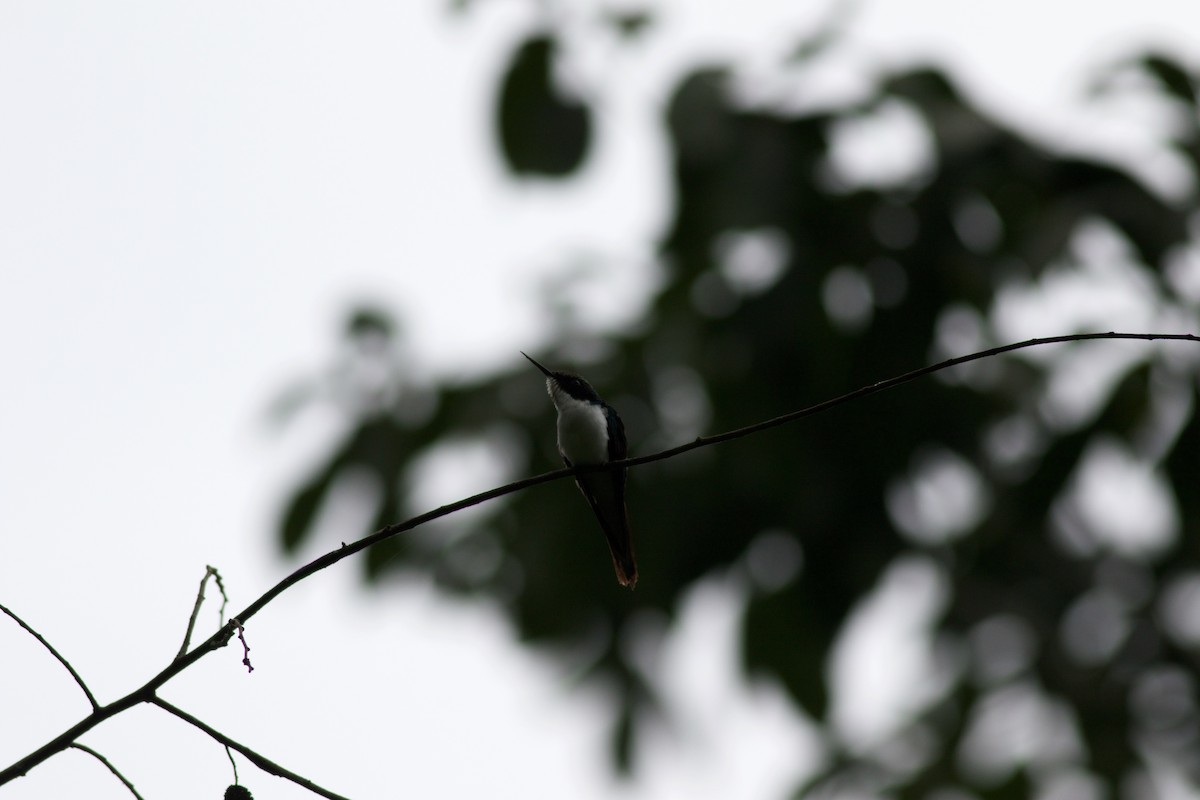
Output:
[276, 15, 1200, 798]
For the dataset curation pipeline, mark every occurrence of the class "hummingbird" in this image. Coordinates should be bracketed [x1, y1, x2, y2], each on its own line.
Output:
[522, 352, 637, 588]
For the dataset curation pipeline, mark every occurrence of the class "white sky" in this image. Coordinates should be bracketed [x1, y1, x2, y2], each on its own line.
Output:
[2, 2, 1198, 799]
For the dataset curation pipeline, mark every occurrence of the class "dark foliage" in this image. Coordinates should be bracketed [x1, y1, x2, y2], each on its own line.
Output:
[276, 25, 1200, 798]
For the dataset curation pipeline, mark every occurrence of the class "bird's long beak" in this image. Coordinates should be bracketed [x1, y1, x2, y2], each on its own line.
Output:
[521, 352, 554, 378]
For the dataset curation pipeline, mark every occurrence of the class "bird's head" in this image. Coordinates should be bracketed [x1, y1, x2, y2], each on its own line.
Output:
[521, 352, 601, 406]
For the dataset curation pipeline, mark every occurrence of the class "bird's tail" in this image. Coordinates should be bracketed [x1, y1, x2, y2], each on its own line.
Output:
[577, 472, 638, 589]
[605, 525, 638, 589]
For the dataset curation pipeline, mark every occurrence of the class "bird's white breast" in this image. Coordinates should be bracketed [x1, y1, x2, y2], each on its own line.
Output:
[554, 395, 610, 465]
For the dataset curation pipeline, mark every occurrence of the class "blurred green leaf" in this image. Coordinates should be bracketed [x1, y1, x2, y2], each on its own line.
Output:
[280, 470, 334, 554]
[496, 34, 592, 177]
[1143, 54, 1198, 105]
[742, 584, 831, 719]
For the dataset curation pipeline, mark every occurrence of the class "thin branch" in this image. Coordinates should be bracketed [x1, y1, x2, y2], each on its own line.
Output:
[169, 336, 1200, 636]
[3, 330, 1197, 788]
[0, 602, 99, 712]
[149, 696, 350, 800]
[225, 744, 240, 785]
[178, 565, 219, 659]
[210, 566, 230, 626]
[69, 744, 144, 800]
[614, 331, 1200, 470]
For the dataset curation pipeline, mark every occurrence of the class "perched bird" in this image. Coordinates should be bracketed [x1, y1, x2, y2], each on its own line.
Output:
[522, 352, 637, 588]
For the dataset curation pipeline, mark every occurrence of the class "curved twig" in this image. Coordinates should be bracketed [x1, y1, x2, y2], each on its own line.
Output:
[0, 602, 100, 712]
[616, 331, 1200, 469]
[150, 697, 349, 800]
[69, 744, 144, 800]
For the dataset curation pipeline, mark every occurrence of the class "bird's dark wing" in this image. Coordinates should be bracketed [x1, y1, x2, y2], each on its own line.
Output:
[605, 403, 627, 460]
[605, 404, 627, 490]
